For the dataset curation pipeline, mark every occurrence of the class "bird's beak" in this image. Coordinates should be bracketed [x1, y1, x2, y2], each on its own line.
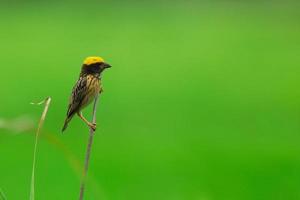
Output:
[104, 63, 112, 68]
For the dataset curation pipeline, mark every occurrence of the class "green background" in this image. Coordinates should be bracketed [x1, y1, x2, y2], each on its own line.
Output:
[0, 1, 300, 199]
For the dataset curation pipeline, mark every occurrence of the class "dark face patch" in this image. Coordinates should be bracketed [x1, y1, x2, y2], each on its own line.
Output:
[82, 62, 102, 74]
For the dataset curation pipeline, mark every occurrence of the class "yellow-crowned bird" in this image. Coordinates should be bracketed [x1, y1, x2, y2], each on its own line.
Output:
[62, 56, 111, 132]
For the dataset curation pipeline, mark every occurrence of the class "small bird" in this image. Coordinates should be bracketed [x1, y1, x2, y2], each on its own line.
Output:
[62, 56, 111, 132]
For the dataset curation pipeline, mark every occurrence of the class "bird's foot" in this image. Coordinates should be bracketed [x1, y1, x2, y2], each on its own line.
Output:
[88, 122, 97, 131]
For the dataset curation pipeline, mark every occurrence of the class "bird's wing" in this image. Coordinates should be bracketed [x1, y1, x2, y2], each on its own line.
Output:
[66, 76, 88, 118]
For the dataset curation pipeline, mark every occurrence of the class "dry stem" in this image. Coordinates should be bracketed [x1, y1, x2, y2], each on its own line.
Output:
[30, 97, 51, 200]
[79, 94, 99, 200]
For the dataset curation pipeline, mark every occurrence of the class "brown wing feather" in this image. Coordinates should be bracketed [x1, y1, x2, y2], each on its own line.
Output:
[62, 76, 88, 132]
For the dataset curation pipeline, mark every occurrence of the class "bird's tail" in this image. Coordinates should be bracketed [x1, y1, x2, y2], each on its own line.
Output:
[62, 117, 71, 132]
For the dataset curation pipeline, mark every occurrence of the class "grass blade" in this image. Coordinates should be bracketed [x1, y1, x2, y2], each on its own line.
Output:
[30, 97, 51, 200]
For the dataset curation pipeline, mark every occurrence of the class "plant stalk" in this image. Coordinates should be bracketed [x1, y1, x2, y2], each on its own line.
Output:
[79, 94, 99, 200]
[30, 97, 51, 200]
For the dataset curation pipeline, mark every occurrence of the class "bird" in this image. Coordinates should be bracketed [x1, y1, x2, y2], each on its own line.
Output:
[62, 56, 111, 132]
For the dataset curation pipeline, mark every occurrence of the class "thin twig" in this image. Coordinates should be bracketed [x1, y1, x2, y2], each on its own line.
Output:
[30, 97, 51, 200]
[79, 94, 99, 200]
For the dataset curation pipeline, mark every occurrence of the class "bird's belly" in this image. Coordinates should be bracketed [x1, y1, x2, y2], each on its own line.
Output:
[81, 78, 101, 109]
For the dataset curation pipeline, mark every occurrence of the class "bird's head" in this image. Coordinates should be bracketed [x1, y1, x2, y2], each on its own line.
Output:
[81, 56, 111, 76]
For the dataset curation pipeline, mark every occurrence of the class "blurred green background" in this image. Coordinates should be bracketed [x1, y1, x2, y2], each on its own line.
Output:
[0, 1, 300, 199]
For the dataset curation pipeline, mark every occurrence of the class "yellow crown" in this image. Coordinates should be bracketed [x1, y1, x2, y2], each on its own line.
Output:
[83, 56, 104, 65]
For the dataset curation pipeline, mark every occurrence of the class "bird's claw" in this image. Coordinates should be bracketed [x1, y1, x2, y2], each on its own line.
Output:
[88, 123, 97, 131]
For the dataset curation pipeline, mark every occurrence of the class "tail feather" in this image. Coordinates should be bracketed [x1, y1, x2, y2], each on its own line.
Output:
[62, 117, 71, 132]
